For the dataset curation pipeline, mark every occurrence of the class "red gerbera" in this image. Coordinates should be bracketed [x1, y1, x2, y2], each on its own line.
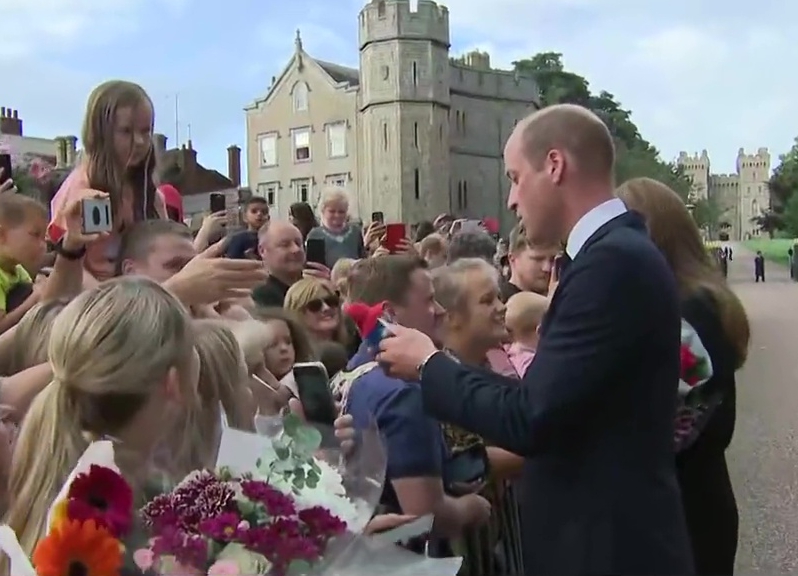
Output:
[66, 464, 133, 538]
[680, 345, 699, 385]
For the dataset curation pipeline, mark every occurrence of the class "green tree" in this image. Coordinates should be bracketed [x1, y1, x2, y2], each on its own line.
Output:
[513, 52, 692, 200]
[782, 193, 798, 237]
[750, 209, 783, 239]
[769, 137, 798, 212]
[692, 196, 722, 236]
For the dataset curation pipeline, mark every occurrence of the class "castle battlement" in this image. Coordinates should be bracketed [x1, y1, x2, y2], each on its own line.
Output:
[736, 147, 770, 172]
[449, 51, 538, 103]
[359, 0, 449, 49]
[678, 150, 709, 163]
[709, 173, 739, 186]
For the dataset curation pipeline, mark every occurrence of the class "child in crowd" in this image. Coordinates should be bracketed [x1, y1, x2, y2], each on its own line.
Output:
[48, 80, 168, 284]
[418, 233, 447, 268]
[0, 194, 48, 330]
[504, 291, 549, 376]
[225, 196, 270, 259]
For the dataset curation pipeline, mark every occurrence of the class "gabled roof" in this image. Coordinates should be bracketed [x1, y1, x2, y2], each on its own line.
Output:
[245, 51, 359, 111]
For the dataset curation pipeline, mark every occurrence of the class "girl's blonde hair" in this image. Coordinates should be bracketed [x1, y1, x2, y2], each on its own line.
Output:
[330, 258, 356, 299]
[317, 186, 349, 213]
[284, 278, 349, 348]
[82, 80, 158, 226]
[616, 178, 750, 367]
[250, 307, 316, 364]
[169, 320, 254, 477]
[6, 299, 70, 374]
[5, 277, 195, 555]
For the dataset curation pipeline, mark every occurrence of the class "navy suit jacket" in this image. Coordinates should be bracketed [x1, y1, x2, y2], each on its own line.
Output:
[421, 212, 694, 575]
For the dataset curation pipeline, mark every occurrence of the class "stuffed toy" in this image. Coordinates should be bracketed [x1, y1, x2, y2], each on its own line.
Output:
[344, 301, 391, 347]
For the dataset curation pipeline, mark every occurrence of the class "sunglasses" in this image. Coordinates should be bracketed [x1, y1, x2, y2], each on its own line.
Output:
[304, 294, 341, 313]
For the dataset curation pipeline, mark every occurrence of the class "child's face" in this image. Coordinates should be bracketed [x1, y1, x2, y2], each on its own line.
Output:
[1, 214, 46, 271]
[114, 102, 153, 168]
[245, 202, 269, 230]
[262, 320, 296, 379]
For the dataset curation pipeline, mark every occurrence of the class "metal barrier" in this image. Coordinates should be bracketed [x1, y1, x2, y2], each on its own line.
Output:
[454, 481, 524, 576]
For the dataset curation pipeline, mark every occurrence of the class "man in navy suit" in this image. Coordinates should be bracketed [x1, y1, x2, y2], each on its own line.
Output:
[377, 104, 694, 575]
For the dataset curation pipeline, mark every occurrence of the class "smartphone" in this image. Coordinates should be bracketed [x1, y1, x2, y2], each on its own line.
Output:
[0, 154, 12, 186]
[81, 197, 113, 234]
[461, 220, 483, 233]
[305, 238, 327, 265]
[293, 362, 338, 426]
[371, 211, 384, 224]
[384, 223, 406, 253]
[209, 193, 226, 213]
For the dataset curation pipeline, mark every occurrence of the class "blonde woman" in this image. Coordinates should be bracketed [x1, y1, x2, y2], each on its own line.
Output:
[166, 320, 255, 478]
[616, 178, 749, 575]
[5, 299, 70, 374]
[4, 276, 198, 556]
[305, 187, 365, 267]
[284, 277, 353, 355]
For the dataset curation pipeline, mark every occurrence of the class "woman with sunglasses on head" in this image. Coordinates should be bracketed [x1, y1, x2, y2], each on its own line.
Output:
[284, 277, 357, 356]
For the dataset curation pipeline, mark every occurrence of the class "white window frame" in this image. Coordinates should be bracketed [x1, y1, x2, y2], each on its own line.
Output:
[257, 182, 279, 206]
[292, 178, 311, 203]
[258, 132, 277, 167]
[326, 173, 348, 187]
[293, 82, 308, 112]
[292, 127, 311, 163]
[327, 122, 347, 158]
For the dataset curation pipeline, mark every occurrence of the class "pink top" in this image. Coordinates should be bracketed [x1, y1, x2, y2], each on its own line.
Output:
[48, 164, 166, 281]
[505, 342, 536, 377]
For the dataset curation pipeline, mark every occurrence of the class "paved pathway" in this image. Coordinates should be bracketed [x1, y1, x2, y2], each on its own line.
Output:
[727, 245, 798, 573]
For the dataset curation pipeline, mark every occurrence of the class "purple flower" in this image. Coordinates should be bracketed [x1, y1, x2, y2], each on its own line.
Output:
[198, 511, 241, 542]
[151, 526, 209, 569]
[142, 471, 236, 533]
[240, 480, 296, 517]
[298, 506, 346, 542]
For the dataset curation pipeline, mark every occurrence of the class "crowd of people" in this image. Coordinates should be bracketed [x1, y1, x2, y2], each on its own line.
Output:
[0, 79, 752, 576]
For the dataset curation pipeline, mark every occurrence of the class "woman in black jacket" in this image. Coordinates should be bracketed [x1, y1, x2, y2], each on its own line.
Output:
[617, 178, 750, 576]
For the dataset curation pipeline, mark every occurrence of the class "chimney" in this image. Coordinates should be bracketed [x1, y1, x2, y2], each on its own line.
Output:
[0, 108, 23, 136]
[65, 136, 78, 166]
[180, 142, 197, 173]
[227, 145, 241, 187]
[54, 137, 68, 168]
[152, 133, 168, 156]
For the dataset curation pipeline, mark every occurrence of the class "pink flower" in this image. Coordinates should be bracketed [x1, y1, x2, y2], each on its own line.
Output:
[132, 548, 154, 571]
[208, 560, 240, 576]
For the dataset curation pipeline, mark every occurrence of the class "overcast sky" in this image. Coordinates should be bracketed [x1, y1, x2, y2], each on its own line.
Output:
[3, 0, 794, 181]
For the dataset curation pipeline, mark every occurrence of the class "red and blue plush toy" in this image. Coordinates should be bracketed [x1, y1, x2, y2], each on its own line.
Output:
[344, 301, 391, 348]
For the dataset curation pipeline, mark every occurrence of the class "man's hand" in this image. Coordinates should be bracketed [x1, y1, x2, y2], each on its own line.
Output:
[363, 221, 386, 252]
[303, 261, 331, 280]
[164, 256, 268, 306]
[394, 237, 418, 258]
[0, 169, 16, 194]
[61, 189, 110, 249]
[462, 493, 492, 526]
[376, 324, 437, 381]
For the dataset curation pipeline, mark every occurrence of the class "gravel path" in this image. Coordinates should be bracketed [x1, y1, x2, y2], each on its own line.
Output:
[727, 244, 798, 573]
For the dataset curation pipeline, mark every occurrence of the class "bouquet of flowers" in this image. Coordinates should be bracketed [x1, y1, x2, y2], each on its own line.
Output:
[0, 413, 463, 576]
[0, 137, 55, 198]
[674, 319, 716, 452]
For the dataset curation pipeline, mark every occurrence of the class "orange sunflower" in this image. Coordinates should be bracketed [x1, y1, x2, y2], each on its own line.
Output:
[32, 519, 122, 576]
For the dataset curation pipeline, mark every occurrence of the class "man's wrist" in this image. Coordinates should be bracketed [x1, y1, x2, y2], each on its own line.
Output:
[416, 350, 440, 382]
[61, 234, 85, 253]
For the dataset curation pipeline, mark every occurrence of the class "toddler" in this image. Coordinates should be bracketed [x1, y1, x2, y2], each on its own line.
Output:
[0, 194, 47, 329]
[504, 291, 549, 376]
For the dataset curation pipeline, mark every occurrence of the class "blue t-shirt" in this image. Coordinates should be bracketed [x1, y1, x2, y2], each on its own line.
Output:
[344, 345, 447, 513]
[224, 230, 259, 260]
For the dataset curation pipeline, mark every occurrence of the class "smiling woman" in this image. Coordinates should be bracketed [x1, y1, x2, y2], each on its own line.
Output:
[284, 277, 352, 353]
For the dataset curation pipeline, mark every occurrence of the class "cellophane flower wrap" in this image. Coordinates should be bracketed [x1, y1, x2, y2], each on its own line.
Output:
[0, 414, 463, 576]
[674, 319, 716, 452]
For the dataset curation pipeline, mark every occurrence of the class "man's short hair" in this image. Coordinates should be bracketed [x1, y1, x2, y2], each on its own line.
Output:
[116, 219, 192, 273]
[348, 255, 426, 306]
[508, 224, 528, 254]
[0, 194, 47, 227]
[447, 230, 496, 264]
[520, 104, 615, 179]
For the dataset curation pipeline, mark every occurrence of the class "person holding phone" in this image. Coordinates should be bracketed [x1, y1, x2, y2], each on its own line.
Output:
[48, 81, 168, 284]
[304, 187, 365, 268]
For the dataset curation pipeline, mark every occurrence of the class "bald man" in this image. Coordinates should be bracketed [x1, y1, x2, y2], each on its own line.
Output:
[377, 104, 692, 574]
[252, 220, 306, 306]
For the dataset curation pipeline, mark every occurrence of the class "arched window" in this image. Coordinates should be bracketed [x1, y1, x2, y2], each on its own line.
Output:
[751, 199, 759, 215]
[377, 0, 386, 17]
[293, 82, 308, 112]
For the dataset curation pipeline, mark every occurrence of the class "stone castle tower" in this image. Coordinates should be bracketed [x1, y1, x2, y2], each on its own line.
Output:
[356, 0, 451, 222]
[677, 147, 770, 241]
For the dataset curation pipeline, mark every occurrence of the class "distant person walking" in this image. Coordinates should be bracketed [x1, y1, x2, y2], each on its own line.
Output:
[754, 251, 766, 282]
[788, 248, 795, 280]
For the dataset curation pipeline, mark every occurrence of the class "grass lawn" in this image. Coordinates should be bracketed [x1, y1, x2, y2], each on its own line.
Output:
[743, 238, 795, 266]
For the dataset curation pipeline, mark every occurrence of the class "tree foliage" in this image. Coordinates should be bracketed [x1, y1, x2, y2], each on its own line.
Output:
[766, 137, 798, 236]
[513, 52, 692, 200]
[750, 210, 783, 239]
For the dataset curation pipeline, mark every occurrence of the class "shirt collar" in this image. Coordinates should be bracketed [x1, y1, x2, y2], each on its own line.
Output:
[565, 198, 627, 260]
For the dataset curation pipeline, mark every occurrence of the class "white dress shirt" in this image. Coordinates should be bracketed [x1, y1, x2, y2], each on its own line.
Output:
[565, 198, 628, 260]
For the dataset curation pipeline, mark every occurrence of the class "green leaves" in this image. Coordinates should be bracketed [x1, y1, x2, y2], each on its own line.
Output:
[263, 414, 325, 493]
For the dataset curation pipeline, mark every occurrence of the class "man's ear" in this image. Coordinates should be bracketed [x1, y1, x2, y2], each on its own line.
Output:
[120, 258, 136, 276]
